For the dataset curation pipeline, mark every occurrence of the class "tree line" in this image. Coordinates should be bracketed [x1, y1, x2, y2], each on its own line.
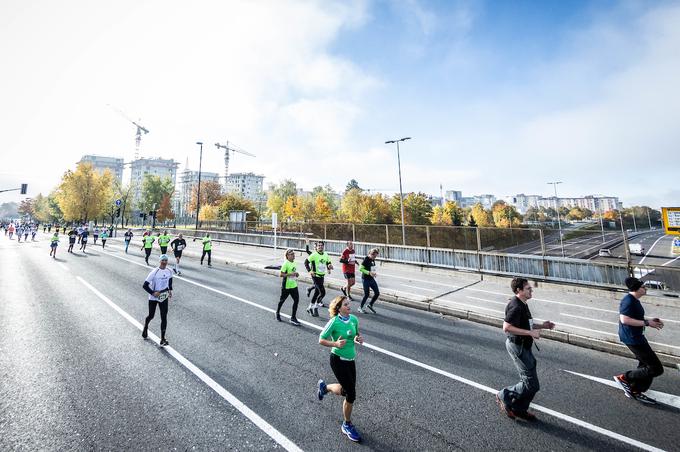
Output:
[13, 164, 662, 230]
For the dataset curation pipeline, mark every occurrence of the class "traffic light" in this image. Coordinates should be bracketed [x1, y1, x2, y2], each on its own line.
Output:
[116, 208, 121, 217]
[143, 214, 148, 221]
[20, 184, 27, 194]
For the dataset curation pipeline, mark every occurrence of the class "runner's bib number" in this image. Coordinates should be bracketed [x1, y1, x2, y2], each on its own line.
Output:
[177, 244, 185, 251]
[157, 290, 169, 302]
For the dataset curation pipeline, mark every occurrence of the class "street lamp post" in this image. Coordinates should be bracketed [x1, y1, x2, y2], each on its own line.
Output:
[547, 181, 565, 257]
[385, 137, 411, 246]
[195, 142, 203, 231]
[646, 207, 652, 230]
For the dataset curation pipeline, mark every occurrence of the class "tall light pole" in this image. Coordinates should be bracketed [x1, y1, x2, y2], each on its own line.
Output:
[194, 142, 203, 231]
[547, 181, 565, 257]
[646, 206, 652, 230]
[385, 137, 411, 245]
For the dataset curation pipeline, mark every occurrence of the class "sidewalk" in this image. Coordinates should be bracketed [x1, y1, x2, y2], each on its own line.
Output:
[106, 230, 680, 367]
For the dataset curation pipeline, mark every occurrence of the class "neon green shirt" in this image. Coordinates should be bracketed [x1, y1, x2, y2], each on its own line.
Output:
[158, 234, 171, 246]
[143, 235, 155, 249]
[202, 236, 212, 251]
[280, 260, 298, 289]
[307, 251, 331, 276]
[50, 236, 59, 245]
[320, 315, 359, 360]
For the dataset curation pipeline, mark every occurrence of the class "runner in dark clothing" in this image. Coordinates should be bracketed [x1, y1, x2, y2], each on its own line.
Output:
[358, 248, 380, 313]
[170, 234, 187, 275]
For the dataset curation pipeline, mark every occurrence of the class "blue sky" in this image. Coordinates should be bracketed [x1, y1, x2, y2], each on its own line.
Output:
[1, 0, 678, 208]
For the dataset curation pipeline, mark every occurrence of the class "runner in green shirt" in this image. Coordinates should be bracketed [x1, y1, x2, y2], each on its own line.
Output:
[158, 230, 171, 254]
[49, 232, 59, 259]
[317, 296, 364, 443]
[141, 232, 155, 265]
[277, 249, 301, 326]
[201, 233, 212, 266]
[304, 241, 333, 317]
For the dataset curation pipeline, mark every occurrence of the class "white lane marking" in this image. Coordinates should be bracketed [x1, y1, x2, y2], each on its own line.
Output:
[57, 262, 68, 271]
[96, 249, 666, 451]
[661, 255, 680, 267]
[639, 235, 667, 265]
[401, 284, 437, 292]
[465, 296, 507, 306]
[556, 322, 618, 337]
[561, 313, 617, 326]
[435, 300, 504, 315]
[469, 288, 622, 315]
[564, 370, 680, 410]
[75, 276, 302, 452]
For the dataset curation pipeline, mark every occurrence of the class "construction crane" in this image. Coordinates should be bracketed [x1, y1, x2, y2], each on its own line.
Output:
[214, 141, 255, 184]
[107, 104, 149, 160]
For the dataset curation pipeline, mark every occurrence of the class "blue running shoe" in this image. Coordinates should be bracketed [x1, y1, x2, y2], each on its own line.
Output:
[317, 379, 327, 401]
[341, 422, 361, 442]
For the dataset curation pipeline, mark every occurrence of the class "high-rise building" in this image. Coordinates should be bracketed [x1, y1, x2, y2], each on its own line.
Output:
[178, 169, 220, 218]
[225, 172, 265, 202]
[78, 155, 124, 185]
[445, 190, 463, 203]
[130, 157, 179, 206]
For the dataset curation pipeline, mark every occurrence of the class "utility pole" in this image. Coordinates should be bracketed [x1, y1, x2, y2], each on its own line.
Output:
[385, 137, 411, 246]
[646, 207, 652, 230]
[195, 142, 203, 231]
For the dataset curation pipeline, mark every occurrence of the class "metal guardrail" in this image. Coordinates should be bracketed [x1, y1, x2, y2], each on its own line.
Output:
[155, 227, 665, 292]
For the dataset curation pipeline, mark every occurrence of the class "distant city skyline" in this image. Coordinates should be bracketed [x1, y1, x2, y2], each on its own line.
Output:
[2, 1, 679, 208]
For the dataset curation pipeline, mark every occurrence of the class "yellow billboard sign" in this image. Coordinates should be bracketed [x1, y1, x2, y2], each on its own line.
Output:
[661, 207, 680, 236]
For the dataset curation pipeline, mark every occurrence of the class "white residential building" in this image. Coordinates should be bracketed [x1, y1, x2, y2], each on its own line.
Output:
[178, 169, 220, 218]
[78, 155, 124, 185]
[226, 172, 265, 201]
[130, 157, 179, 206]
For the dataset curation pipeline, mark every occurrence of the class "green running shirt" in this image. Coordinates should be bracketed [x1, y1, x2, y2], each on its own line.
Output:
[307, 251, 331, 276]
[158, 234, 171, 246]
[320, 315, 359, 360]
[202, 237, 212, 251]
[143, 236, 155, 249]
[280, 260, 298, 289]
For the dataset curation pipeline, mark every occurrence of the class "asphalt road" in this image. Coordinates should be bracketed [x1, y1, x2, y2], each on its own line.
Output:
[2, 236, 680, 451]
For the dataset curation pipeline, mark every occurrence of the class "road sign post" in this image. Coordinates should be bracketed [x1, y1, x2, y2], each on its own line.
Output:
[272, 213, 278, 250]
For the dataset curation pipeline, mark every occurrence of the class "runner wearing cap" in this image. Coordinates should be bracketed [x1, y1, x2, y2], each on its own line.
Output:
[142, 254, 174, 346]
[613, 277, 665, 404]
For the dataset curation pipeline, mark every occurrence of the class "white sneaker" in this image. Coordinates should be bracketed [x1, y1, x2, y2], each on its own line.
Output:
[358, 308, 365, 314]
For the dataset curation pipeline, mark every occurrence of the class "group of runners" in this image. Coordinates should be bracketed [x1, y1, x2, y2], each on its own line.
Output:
[2, 222, 38, 242]
[10, 220, 657, 445]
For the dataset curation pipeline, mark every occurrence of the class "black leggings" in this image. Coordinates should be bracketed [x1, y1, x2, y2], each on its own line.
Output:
[144, 248, 152, 261]
[145, 300, 168, 335]
[360, 277, 379, 308]
[201, 249, 212, 265]
[625, 341, 664, 393]
[278, 287, 299, 317]
[330, 353, 356, 403]
[311, 275, 326, 304]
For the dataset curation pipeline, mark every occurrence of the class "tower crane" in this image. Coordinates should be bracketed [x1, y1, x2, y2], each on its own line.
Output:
[107, 104, 149, 160]
[214, 141, 255, 185]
